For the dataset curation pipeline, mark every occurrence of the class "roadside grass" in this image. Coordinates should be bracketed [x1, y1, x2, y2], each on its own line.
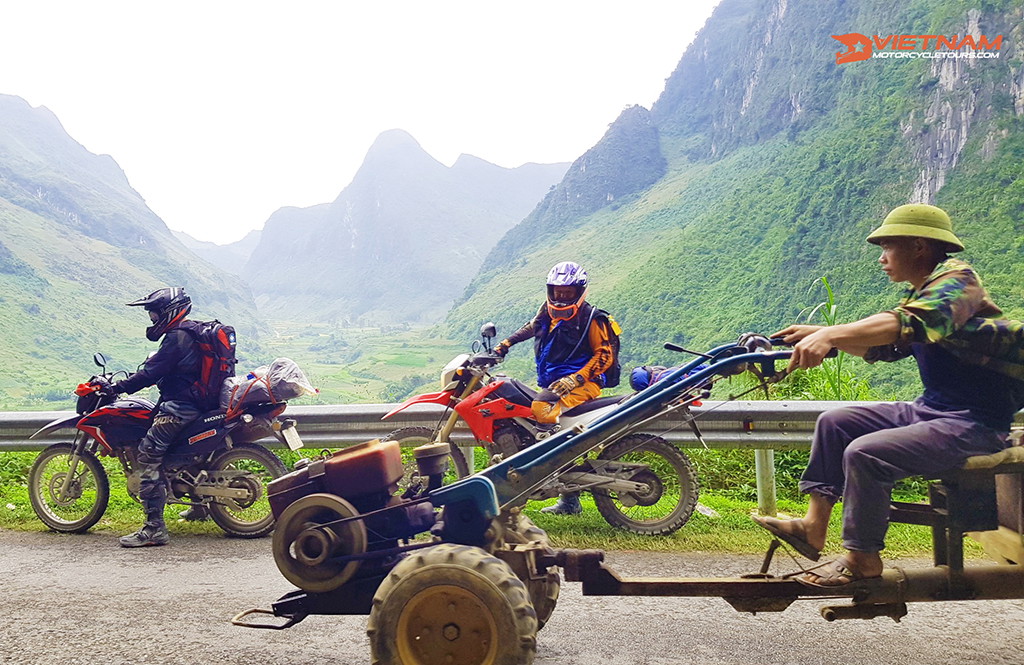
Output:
[523, 493, 971, 560]
[0, 449, 977, 560]
[0, 319, 982, 560]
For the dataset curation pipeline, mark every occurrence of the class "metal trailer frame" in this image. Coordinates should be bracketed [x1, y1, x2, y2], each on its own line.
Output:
[234, 342, 1024, 658]
[235, 448, 1024, 627]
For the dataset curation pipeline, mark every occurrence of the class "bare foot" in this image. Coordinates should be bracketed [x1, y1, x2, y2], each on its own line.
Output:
[752, 516, 824, 561]
[800, 551, 883, 588]
[756, 516, 826, 552]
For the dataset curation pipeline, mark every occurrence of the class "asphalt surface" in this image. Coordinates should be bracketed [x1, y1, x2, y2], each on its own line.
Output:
[3, 527, 1023, 665]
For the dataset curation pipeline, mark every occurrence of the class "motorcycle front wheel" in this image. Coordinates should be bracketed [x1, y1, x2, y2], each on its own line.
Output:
[207, 443, 287, 538]
[28, 443, 110, 533]
[592, 434, 699, 536]
[382, 426, 471, 489]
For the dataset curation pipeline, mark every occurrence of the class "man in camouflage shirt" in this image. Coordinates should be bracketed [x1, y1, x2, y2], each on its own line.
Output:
[754, 204, 1024, 587]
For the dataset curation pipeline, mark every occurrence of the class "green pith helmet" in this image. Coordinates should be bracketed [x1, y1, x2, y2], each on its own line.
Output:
[866, 204, 964, 252]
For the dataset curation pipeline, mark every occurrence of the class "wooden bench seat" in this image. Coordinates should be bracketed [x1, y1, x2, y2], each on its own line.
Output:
[890, 441, 1024, 571]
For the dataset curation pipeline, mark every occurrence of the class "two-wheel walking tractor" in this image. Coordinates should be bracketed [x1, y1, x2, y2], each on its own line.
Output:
[233, 340, 1024, 664]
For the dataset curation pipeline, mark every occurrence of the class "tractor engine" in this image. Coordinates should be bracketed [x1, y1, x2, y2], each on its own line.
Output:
[267, 439, 443, 593]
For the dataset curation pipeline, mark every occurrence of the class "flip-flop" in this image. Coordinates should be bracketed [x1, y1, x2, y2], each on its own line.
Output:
[752, 515, 821, 561]
[797, 556, 882, 589]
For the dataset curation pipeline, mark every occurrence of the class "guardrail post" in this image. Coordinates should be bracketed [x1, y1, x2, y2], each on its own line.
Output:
[459, 445, 475, 474]
[755, 448, 777, 516]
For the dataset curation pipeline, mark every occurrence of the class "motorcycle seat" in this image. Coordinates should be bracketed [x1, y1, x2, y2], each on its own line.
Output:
[180, 409, 228, 439]
[562, 394, 628, 417]
[495, 379, 628, 417]
[493, 378, 540, 407]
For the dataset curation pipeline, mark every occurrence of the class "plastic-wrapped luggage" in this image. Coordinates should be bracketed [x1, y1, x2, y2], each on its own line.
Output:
[221, 358, 316, 417]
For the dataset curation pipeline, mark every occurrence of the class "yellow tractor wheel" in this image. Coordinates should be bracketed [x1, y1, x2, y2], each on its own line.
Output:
[367, 543, 538, 665]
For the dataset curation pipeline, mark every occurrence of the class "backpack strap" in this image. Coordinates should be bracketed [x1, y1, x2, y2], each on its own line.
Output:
[566, 305, 600, 359]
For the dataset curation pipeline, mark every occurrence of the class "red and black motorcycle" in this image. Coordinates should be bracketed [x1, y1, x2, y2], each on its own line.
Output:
[28, 353, 301, 537]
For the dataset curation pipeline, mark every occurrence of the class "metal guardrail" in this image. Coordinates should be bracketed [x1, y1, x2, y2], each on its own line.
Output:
[5, 401, 1023, 452]
[4, 402, 1021, 517]
[0, 400, 856, 452]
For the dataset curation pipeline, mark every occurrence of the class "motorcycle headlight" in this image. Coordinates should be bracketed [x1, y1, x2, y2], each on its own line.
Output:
[441, 354, 471, 388]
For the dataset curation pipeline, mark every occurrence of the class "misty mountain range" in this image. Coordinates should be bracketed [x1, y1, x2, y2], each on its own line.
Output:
[173, 129, 568, 324]
[241, 130, 568, 324]
[0, 92, 564, 401]
[173, 229, 262, 277]
[2, 0, 1023, 404]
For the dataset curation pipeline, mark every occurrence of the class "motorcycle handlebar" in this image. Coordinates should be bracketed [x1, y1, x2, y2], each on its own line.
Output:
[470, 352, 503, 368]
[75, 382, 101, 397]
[79, 374, 121, 397]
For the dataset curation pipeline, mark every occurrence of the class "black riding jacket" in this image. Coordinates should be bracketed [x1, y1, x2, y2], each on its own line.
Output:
[115, 322, 202, 404]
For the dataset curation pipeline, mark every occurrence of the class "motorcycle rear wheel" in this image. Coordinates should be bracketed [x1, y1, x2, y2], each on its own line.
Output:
[207, 443, 286, 538]
[382, 426, 471, 489]
[592, 434, 699, 536]
[28, 443, 110, 533]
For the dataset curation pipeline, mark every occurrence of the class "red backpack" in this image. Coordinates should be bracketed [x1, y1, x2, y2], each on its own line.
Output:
[180, 320, 237, 410]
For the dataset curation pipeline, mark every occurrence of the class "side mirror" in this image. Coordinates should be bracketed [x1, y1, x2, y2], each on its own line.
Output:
[480, 322, 497, 340]
[93, 353, 107, 369]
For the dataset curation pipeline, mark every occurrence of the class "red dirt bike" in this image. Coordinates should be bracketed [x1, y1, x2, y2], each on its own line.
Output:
[28, 353, 302, 537]
[382, 323, 700, 535]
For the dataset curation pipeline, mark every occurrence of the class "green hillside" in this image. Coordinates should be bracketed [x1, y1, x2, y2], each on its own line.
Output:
[447, 0, 1024, 398]
[0, 95, 266, 408]
[3, 0, 1023, 408]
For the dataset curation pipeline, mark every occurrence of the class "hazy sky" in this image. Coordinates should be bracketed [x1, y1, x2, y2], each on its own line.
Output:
[1, 1, 720, 245]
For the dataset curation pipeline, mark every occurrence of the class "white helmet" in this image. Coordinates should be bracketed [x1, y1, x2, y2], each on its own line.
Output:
[546, 261, 588, 320]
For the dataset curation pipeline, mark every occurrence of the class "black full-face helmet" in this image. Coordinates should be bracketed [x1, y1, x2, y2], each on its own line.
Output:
[127, 287, 192, 342]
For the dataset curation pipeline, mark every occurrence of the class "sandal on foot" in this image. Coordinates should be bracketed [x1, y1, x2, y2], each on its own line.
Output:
[798, 556, 881, 589]
[752, 515, 821, 561]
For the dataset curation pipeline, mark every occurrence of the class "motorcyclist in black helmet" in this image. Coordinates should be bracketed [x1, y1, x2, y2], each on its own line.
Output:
[110, 287, 204, 547]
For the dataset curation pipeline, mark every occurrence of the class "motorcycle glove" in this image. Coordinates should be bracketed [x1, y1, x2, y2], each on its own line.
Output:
[548, 373, 584, 397]
[493, 339, 512, 358]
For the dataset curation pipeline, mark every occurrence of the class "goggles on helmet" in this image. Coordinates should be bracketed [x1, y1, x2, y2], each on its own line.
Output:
[547, 284, 586, 320]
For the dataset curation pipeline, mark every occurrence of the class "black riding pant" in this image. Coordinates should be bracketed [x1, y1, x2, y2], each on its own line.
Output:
[137, 400, 201, 525]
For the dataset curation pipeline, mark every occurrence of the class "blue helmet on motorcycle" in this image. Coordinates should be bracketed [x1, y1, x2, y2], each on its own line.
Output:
[546, 261, 588, 321]
[127, 287, 192, 342]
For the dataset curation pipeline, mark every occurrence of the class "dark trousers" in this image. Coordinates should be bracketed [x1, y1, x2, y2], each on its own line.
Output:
[137, 400, 201, 525]
[800, 399, 1006, 553]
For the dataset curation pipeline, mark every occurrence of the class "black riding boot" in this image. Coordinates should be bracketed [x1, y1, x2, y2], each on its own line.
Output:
[178, 505, 210, 522]
[120, 502, 170, 548]
[540, 492, 583, 515]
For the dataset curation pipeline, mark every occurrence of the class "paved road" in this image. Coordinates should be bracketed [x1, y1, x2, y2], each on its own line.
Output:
[2, 528, 1023, 665]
